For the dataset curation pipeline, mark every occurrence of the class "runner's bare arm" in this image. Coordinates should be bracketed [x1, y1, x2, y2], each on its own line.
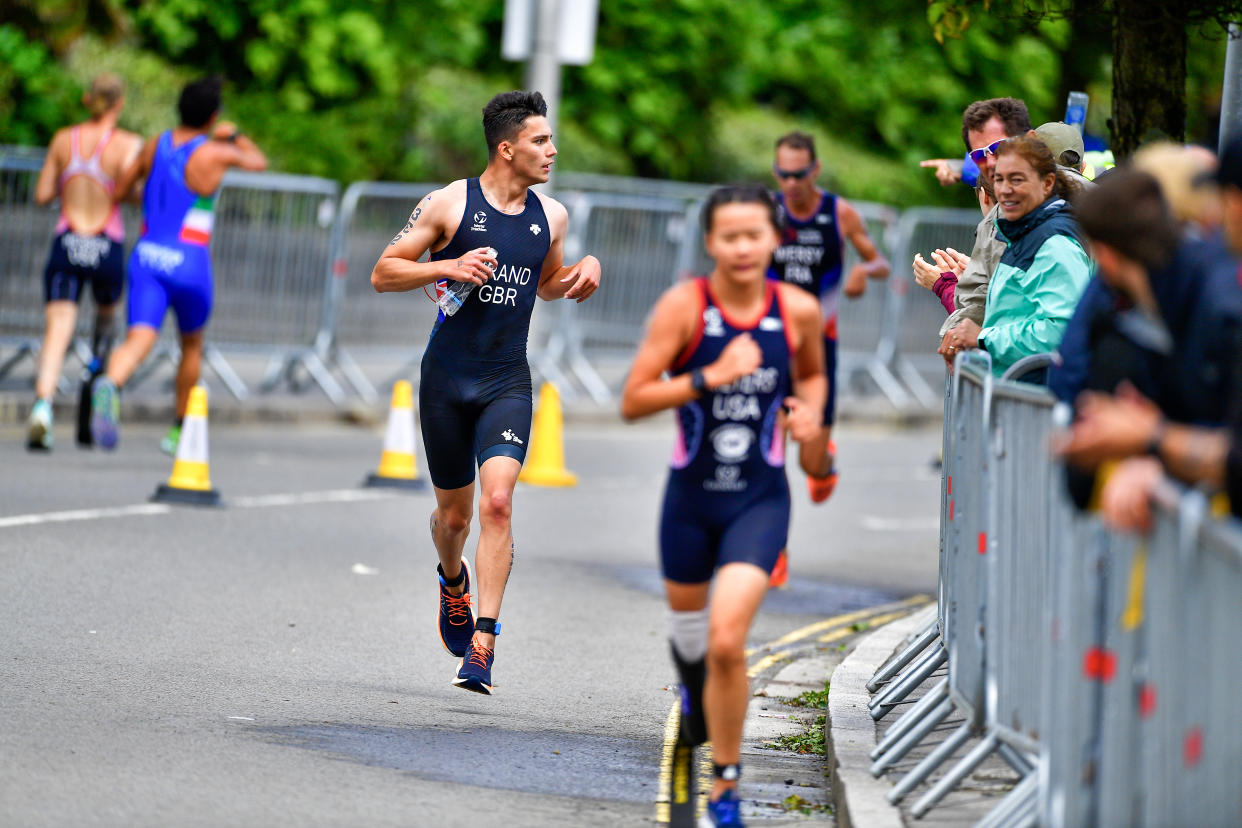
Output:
[536, 195, 600, 302]
[112, 135, 159, 204]
[209, 122, 268, 172]
[620, 283, 703, 421]
[839, 201, 889, 281]
[371, 184, 496, 293]
[33, 129, 69, 205]
[780, 284, 828, 443]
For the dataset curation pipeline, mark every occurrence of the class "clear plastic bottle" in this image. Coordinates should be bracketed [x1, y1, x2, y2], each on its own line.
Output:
[437, 247, 497, 316]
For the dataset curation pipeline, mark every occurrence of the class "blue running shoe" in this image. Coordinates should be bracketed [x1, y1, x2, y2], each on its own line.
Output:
[437, 559, 474, 657]
[453, 637, 495, 695]
[27, 399, 52, 451]
[699, 789, 744, 827]
[90, 377, 120, 450]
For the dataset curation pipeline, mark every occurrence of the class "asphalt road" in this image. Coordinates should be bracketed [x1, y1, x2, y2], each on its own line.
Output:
[0, 417, 940, 827]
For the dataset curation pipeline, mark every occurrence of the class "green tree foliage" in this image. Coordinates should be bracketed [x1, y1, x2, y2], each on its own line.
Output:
[1, 1, 1232, 206]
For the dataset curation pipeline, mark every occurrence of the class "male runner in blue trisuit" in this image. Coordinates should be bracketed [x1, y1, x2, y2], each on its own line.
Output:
[91, 76, 266, 451]
[768, 131, 890, 586]
[371, 91, 602, 695]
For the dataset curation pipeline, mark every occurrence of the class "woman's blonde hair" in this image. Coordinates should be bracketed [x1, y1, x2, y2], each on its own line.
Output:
[84, 73, 124, 119]
[1132, 141, 1221, 228]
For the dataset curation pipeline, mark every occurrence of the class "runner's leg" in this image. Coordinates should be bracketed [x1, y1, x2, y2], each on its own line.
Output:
[35, 301, 79, 402]
[703, 561, 769, 799]
[472, 455, 522, 648]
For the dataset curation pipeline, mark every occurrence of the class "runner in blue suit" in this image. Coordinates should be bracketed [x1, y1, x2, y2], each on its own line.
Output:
[621, 185, 826, 827]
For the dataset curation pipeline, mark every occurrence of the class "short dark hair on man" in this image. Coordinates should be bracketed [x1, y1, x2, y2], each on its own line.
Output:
[482, 91, 548, 158]
[1075, 168, 1179, 271]
[960, 97, 1031, 150]
[775, 131, 817, 162]
[701, 183, 783, 234]
[179, 76, 223, 128]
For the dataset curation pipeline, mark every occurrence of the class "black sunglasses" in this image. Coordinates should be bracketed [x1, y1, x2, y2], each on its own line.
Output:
[773, 163, 815, 180]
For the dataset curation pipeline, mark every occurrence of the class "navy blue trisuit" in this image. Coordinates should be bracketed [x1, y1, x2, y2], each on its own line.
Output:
[420, 178, 550, 490]
[769, 190, 843, 426]
[660, 278, 795, 584]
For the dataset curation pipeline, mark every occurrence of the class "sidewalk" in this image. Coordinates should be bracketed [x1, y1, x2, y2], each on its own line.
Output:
[825, 606, 1020, 828]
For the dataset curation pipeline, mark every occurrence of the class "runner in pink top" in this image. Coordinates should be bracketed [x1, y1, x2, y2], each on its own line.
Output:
[27, 74, 141, 451]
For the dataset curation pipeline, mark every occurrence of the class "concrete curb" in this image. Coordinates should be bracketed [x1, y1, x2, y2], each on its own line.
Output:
[826, 604, 937, 828]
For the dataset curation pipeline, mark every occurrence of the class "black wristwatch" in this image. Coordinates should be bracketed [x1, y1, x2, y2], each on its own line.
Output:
[690, 368, 709, 397]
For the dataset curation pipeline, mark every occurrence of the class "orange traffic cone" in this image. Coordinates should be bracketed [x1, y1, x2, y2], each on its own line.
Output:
[364, 380, 426, 489]
[152, 385, 221, 506]
[518, 382, 577, 487]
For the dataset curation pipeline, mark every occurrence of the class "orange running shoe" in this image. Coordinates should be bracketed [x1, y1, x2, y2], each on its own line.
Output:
[769, 550, 789, 589]
[807, 441, 839, 504]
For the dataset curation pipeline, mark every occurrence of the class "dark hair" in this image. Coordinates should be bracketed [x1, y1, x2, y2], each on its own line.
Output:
[701, 184, 782, 234]
[775, 131, 816, 162]
[1075, 168, 1178, 270]
[960, 97, 1031, 150]
[992, 136, 1084, 202]
[482, 91, 548, 158]
[178, 76, 222, 128]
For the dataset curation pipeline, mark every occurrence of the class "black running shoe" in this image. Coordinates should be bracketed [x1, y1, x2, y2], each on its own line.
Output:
[437, 560, 474, 658]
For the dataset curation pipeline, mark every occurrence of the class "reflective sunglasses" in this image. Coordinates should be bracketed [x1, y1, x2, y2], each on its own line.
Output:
[773, 163, 816, 180]
[968, 139, 1007, 164]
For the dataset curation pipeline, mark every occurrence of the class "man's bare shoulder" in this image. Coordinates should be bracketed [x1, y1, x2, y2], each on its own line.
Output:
[776, 281, 820, 319]
[533, 189, 569, 226]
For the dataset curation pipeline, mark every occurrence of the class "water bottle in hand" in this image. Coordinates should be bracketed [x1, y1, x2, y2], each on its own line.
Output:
[438, 247, 497, 317]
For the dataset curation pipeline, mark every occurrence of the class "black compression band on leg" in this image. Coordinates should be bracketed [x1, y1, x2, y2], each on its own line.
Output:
[475, 617, 499, 635]
[713, 763, 741, 781]
[437, 563, 465, 588]
[91, 314, 117, 365]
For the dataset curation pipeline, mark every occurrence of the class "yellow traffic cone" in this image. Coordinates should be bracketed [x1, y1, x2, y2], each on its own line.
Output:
[364, 380, 426, 490]
[518, 382, 578, 487]
[151, 385, 221, 507]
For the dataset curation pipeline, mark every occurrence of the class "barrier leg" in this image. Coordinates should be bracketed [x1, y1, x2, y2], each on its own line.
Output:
[871, 677, 948, 760]
[897, 356, 939, 409]
[974, 771, 1038, 828]
[0, 340, 37, 380]
[864, 357, 912, 409]
[996, 742, 1034, 775]
[870, 643, 942, 710]
[910, 731, 999, 819]
[205, 345, 249, 401]
[296, 349, 346, 404]
[870, 697, 954, 777]
[884, 717, 973, 803]
[868, 621, 939, 692]
[330, 346, 379, 404]
[871, 644, 947, 719]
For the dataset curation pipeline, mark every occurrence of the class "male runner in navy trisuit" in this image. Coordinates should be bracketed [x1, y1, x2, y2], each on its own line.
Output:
[767, 131, 890, 587]
[371, 91, 601, 695]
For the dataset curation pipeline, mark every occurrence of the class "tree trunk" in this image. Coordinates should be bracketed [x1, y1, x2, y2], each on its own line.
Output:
[1111, 0, 1188, 159]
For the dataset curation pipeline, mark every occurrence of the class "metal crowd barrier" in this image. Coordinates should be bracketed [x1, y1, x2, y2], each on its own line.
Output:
[885, 206, 985, 401]
[867, 351, 1242, 825]
[2, 141, 962, 412]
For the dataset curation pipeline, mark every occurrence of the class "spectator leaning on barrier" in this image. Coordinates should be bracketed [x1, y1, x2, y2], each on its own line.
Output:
[1051, 168, 1242, 507]
[942, 136, 1089, 378]
[927, 98, 1032, 361]
[915, 118, 1093, 329]
[1057, 135, 1242, 531]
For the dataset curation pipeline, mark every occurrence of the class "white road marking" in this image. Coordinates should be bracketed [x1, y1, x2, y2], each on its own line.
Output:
[0, 488, 399, 531]
[862, 515, 940, 532]
[0, 503, 172, 529]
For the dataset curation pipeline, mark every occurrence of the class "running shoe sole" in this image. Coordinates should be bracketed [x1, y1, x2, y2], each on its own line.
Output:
[452, 671, 494, 695]
[27, 413, 51, 451]
[90, 380, 119, 450]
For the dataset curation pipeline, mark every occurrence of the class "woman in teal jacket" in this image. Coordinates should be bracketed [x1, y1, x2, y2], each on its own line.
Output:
[947, 136, 1090, 377]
